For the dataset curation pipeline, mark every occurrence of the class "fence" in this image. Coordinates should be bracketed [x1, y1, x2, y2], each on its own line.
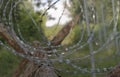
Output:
[0, 0, 120, 77]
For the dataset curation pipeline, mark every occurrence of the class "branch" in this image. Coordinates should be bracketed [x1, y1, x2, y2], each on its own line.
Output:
[0, 23, 25, 54]
[0, 23, 32, 77]
[51, 13, 81, 46]
[13, 59, 28, 77]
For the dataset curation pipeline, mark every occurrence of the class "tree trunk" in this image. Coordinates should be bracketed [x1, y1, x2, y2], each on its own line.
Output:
[20, 62, 59, 77]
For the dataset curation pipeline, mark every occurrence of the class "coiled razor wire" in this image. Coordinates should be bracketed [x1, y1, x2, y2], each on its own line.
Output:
[0, 0, 120, 77]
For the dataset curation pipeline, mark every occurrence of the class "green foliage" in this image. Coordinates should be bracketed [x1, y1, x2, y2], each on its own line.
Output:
[0, 49, 21, 77]
[13, 2, 46, 42]
[57, 1, 120, 77]
[0, 0, 12, 24]
[118, 14, 120, 31]
[43, 25, 63, 40]
[15, 11, 44, 42]
[0, 0, 46, 42]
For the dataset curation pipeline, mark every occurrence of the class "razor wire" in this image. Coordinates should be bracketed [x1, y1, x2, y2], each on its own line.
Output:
[0, 0, 120, 77]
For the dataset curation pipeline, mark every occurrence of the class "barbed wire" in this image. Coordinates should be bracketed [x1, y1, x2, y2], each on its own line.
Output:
[0, 0, 120, 77]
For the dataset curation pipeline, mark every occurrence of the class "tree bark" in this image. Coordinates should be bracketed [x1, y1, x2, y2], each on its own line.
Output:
[20, 62, 59, 77]
[51, 13, 81, 46]
[106, 65, 120, 77]
[0, 23, 25, 54]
